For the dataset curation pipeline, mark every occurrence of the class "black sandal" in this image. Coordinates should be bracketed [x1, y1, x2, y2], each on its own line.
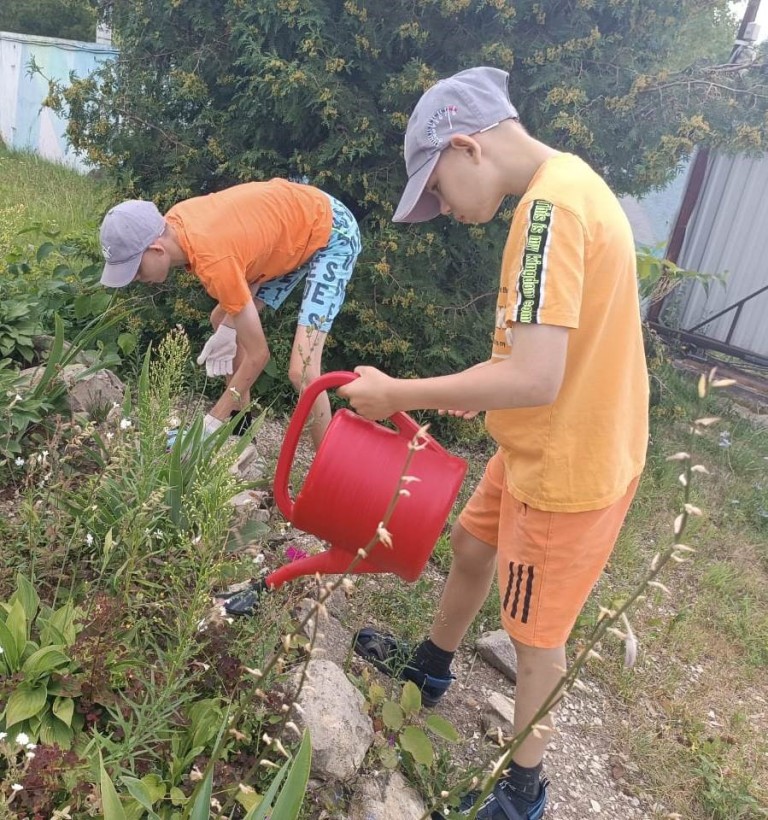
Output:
[354, 627, 453, 707]
[216, 579, 269, 616]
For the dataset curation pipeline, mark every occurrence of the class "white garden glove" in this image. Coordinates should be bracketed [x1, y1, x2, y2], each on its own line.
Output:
[203, 413, 224, 437]
[197, 325, 237, 377]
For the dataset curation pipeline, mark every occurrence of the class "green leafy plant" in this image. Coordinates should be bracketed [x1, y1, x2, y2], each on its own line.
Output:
[0, 298, 40, 363]
[0, 573, 84, 748]
[2, 227, 138, 372]
[96, 724, 311, 820]
[694, 738, 766, 820]
[243, 728, 312, 820]
[0, 358, 61, 460]
[91, 699, 229, 818]
[368, 679, 459, 799]
[62, 330, 263, 595]
[636, 248, 727, 309]
[0, 311, 127, 466]
[0, 0, 97, 42]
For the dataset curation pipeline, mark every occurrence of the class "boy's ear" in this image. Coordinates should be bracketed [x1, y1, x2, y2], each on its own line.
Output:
[448, 133, 482, 161]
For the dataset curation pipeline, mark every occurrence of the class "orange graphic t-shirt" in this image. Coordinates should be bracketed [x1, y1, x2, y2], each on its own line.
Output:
[485, 153, 649, 512]
[165, 180, 332, 314]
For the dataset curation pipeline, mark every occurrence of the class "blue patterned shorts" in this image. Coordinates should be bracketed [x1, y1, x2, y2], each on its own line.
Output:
[255, 194, 361, 332]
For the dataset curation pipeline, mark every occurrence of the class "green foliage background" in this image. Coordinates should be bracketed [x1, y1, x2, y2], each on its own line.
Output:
[47, 0, 768, 386]
[0, 0, 97, 42]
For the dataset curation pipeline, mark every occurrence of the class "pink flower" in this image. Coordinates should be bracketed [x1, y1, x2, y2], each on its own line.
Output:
[284, 544, 308, 562]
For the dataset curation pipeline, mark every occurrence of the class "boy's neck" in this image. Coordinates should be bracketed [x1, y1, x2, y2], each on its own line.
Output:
[492, 121, 561, 197]
[163, 222, 189, 267]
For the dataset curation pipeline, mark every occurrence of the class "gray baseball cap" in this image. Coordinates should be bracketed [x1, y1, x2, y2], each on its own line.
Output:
[99, 200, 166, 287]
[393, 66, 519, 223]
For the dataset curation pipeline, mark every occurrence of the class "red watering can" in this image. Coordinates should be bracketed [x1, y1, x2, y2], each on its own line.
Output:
[265, 371, 468, 589]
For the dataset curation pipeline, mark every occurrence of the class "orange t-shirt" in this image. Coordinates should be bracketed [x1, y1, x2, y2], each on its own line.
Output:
[165, 180, 333, 314]
[485, 154, 649, 512]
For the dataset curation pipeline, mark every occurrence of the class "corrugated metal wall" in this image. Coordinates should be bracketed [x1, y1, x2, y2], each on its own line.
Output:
[671, 151, 768, 357]
[0, 30, 116, 170]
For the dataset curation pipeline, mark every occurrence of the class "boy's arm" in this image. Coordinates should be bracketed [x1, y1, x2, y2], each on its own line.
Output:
[209, 300, 270, 419]
[338, 323, 568, 420]
[437, 360, 492, 419]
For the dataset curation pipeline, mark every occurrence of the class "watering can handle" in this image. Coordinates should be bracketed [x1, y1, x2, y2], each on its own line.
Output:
[273, 371, 439, 522]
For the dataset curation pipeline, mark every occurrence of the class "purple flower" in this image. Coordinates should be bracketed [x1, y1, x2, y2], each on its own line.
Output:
[284, 544, 308, 562]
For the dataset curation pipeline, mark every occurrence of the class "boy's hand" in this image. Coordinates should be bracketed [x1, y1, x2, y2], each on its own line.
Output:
[197, 325, 237, 377]
[438, 409, 481, 419]
[338, 366, 399, 420]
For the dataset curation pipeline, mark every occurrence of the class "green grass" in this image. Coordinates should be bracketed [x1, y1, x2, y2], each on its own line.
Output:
[585, 362, 768, 817]
[0, 145, 113, 242]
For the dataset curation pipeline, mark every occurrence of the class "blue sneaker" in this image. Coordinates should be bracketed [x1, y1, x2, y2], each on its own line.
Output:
[353, 627, 453, 707]
[434, 776, 549, 819]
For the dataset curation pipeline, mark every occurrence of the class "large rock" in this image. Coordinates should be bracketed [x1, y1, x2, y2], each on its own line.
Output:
[230, 443, 266, 481]
[476, 629, 518, 684]
[293, 659, 374, 781]
[348, 771, 427, 820]
[59, 364, 126, 414]
[229, 491, 270, 523]
[19, 362, 126, 415]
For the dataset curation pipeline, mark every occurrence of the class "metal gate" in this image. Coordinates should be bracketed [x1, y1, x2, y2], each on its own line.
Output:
[658, 150, 768, 365]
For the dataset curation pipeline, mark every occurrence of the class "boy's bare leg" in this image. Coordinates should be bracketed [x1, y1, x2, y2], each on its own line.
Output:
[288, 324, 329, 450]
[429, 522, 562, 770]
[509, 641, 565, 768]
[429, 521, 497, 652]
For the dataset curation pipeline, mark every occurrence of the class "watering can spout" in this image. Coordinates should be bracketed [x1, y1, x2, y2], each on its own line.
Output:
[265, 549, 382, 589]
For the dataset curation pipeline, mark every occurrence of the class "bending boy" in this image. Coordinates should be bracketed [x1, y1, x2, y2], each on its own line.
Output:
[338, 67, 648, 819]
[99, 180, 361, 448]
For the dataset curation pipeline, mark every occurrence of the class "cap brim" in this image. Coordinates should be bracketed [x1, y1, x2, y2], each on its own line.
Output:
[100, 255, 141, 288]
[393, 153, 442, 223]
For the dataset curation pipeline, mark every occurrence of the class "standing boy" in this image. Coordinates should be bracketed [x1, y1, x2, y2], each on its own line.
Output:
[99, 180, 361, 448]
[338, 67, 648, 819]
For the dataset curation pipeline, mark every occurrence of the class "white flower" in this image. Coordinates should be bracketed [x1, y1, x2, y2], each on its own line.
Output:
[26, 751, 35, 760]
[42, 450, 49, 458]
[15, 394, 22, 402]
[26, 743, 36, 750]
[14, 457, 25, 466]
[120, 418, 132, 430]
[85, 533, 94, 547]
[106, 432, 114, 440]
[0, 730, 6, 738]
[0, 647, 4, 654]
[11, 783, 23, 791]
[15, 732, 29, 745]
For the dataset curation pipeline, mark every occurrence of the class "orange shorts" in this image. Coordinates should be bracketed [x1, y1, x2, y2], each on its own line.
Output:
[459, 450, 639, 649]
